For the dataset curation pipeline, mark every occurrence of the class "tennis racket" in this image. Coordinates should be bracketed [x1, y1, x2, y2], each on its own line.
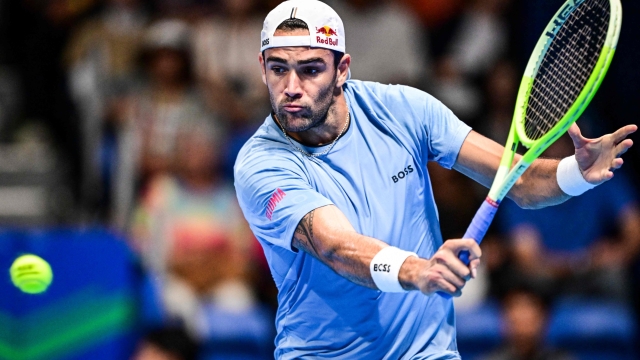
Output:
[458, 0, 622, 265]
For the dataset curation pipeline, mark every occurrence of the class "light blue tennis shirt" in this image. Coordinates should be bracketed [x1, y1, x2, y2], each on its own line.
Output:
[234, 80, 471, 359]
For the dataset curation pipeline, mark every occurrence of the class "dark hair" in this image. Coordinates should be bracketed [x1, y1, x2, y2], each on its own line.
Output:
[499, 282, 551, 313]
[265, 18, 344, 69]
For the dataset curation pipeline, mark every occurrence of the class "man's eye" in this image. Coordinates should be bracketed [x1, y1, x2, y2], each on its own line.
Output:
[272, 67, 286, 74]
[304, 68, 319, 75]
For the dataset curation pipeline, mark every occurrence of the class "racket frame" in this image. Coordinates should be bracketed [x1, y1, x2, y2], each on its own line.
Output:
[455, 0, 623, 267]
[487, 0, 622, 204]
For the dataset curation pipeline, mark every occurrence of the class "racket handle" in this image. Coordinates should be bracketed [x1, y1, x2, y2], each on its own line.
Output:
[439, 199, 501, 299]
[458, 198, 500, 265]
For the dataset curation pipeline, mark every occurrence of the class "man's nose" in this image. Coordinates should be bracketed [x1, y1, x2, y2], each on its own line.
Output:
[284, 71, 303, 99]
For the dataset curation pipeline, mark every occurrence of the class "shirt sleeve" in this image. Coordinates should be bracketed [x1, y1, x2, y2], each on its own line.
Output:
[420, 90, 472, 168]
[367, 82, 471, 169]
[234, 148, 333, 252]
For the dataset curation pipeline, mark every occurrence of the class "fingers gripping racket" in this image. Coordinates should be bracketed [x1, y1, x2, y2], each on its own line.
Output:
[458, 0, 622, 265]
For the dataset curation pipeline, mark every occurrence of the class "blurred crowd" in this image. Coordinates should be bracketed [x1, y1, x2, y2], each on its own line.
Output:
[1, 0, 639, 359]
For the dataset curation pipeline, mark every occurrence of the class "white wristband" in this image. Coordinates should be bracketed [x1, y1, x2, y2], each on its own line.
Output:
[556, 155, 596, 196]
[370, 246, 418, 292]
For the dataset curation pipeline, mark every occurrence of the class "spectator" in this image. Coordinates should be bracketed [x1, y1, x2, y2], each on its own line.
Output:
[132, 327, 199, 360]
[477, 60, 518, 144]
[130, 121, 259, 338]
[65, 0, 148, 91]
[6, 0, 97, 205]
[482, 286, 574, 360]
[325, 0, 429, 86]
[429, 0, 512, 126]
[112, 19, 216, 228]
[191, 0, 269, 178]
[429, 56, 482, 125]
[446, 0, 511, 78]
[192, 0, 268, 123]
[64, 0, 149, 212]
[496, 135, 640, 303]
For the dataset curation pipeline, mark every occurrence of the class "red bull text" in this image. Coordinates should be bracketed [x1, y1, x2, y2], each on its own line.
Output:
[315, 26, 339, 46]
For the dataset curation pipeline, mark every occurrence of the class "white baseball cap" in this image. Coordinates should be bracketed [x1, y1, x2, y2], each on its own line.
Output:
[260, 0, 346, 53]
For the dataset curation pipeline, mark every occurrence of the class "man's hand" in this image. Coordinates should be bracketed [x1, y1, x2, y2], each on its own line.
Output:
[400, 239, 481, 297]
[568, 123, 636, 184]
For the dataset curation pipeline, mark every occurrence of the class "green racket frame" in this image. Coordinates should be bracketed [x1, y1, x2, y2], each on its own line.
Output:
[490, 0, 622, 203]
[456, 0, 623, 267]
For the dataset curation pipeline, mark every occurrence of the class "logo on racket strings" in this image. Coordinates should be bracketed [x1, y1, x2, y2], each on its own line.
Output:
[546, 0, 587, 39]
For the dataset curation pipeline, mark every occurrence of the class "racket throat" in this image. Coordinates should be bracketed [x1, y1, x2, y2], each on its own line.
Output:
[489, 160, 533, 201]
[488, 165, 510, 201]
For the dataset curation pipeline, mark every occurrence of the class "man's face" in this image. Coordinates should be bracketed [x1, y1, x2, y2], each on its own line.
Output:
[260, 30, 342, 132]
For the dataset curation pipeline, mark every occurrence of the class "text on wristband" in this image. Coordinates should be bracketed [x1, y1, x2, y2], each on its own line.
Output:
[373, 264, 391, 272]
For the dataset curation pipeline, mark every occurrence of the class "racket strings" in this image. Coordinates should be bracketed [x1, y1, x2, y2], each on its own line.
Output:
[527, 1, 607, 139]
[524, 0, 610, 140]
[531, 2, 605, 118]
[527, 27, 594, 135]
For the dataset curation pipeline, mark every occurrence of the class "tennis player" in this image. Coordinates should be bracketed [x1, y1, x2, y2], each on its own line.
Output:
[234, 1, 636, 358]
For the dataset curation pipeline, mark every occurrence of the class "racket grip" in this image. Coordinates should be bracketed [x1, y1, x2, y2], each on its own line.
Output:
[458, 198, 500, 265]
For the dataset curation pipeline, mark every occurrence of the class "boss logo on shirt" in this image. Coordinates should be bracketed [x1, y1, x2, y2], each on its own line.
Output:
[373, 263, 391, 272]
[392, 165, 414, 183]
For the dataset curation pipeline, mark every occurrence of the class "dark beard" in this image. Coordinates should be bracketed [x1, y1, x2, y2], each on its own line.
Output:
[271, 74, 337, 133]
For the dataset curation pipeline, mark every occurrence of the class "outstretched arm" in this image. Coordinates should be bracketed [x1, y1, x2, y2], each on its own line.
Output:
[292, 205, 481, 296]
[453, 124, 636, 209]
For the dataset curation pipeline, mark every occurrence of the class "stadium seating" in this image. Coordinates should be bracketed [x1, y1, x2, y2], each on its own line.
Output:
[455, 300, 503, 359]
[546, 297, 637, 360]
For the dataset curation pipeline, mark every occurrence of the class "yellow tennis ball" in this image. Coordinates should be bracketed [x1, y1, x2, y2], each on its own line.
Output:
[10, 254, 53, 294]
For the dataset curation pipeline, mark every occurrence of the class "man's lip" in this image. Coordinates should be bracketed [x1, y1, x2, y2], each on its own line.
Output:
[283, 105, 304, 112]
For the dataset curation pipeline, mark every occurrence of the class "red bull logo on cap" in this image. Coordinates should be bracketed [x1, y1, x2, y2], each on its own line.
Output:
[316, 26, 338, 37]
[315, 25, 339, 46]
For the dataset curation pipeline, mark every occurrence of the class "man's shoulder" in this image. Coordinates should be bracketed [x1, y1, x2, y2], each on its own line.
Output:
[237, 122, 296, 159]
[346, 79, 409, 95]
[234, 121, 304, 180]
[346, 79, 436, 109]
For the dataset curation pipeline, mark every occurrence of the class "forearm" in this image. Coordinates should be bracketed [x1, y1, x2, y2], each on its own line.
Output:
[454, 132, 570, 209]
[294, 214, 435, 292]
[508, 158, 571, 209]
[292, 205, 388, 289]
[292, 205, 479, 295]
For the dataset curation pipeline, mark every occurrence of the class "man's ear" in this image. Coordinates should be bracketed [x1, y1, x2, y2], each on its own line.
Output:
[259, 52, 267, 85]
[336, 54, 352, 88]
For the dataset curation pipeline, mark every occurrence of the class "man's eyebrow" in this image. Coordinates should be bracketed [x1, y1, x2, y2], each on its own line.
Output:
[266, 56, 288, 64]
[265, 56, 327, 65]
[297, 57, 326, 65]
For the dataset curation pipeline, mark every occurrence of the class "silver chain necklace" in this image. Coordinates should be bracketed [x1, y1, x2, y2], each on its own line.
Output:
[273, 111, 350, 158]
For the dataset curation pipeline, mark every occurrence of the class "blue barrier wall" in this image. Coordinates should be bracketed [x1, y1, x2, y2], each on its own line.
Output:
[0, 229, 140, 360]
